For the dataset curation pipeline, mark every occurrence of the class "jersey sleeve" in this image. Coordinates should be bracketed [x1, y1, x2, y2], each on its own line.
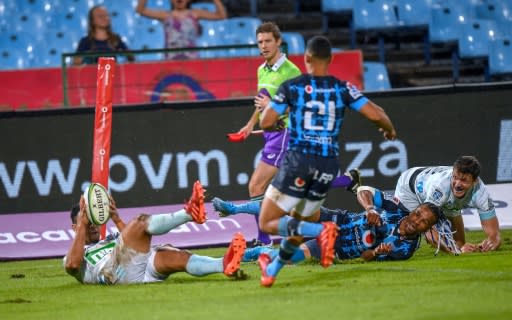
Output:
[269, 81, 290, 115]
[474, 180, 497, 221]
[375, 237, 417, 261]
[342, 82, 369, 112]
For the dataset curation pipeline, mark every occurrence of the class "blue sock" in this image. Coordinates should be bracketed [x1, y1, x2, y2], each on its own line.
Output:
[267, 239, 298, 277]
[277, 216, 323, 237]
[185, 254, 223, 276]
[242, 246, 276, 262]
[290, 249, 306, 264]
[234, 199, 261, 215]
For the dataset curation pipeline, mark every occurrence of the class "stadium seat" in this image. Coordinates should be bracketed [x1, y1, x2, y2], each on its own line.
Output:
[488, 37, 512, 77]
[12, 11, 48, 35]
[281, 32, 305, 55]
[456, 19, 501, 81]
[249, 0, 300, 17]
[0, 49, 29, 70]
[129, 22, 165, 61]
[51, 6, 88, 35]
[396, 0, 433, 63]
[191, 2, 216, 12]
[223, 17, 262, 57]
[36, 29, 80, 67]
[351, 0, 400, 63]
[106, 4, 138, 42]
[474, 0, 511, 21]
[363, 61, 391, 91]
[321, 0, 353, 33]
[0, 31, 39, 66]
[428, 2, 470, 44]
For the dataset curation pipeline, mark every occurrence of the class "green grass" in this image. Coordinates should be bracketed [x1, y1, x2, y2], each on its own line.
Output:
[2, 230, 512, 320]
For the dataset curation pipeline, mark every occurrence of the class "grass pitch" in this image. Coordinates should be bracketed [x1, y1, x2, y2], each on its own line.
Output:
[1, 230, 512, 320]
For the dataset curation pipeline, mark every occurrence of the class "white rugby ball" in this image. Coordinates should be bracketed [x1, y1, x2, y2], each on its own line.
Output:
[83, 183, 110, 225]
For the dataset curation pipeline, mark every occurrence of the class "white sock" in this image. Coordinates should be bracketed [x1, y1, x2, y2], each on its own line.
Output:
[146, 209, 191, 235]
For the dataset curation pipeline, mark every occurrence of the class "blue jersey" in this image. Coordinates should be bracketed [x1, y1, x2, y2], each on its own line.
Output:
[270, 75, 368, 157]
[316, 189, 418, 261]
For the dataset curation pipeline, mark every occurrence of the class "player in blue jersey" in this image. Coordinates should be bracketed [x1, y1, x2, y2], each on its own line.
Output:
[394, 155, 501, 253]
[64, 181, 246, 285]
[242, 186, 448, 264]
[255, 36, 397, 287]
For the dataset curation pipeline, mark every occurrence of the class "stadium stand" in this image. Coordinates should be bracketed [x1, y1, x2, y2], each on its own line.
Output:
[281, 32, 305, 55]
[3, 0, 512, 87]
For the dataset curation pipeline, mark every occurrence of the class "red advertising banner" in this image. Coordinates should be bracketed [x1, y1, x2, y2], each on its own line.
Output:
[92, 57, 115, 239]
[0, 52, 363, 110]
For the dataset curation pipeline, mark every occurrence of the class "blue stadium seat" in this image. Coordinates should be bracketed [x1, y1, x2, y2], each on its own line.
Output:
[474, 0, 511, 21]
[129, 22, 165, 61]
[36, 29, 80, 67]
[12, 11, 48, 35]
[223, 17, 262, 57]
[249, 0, 300, 17]
[396, 0, 433, 63]
[0, 31, 39, 67]
[191, 2, 216, 12]
[321, 0, 353, 33]
[429, 3, 469, 44]
[105, 4, 138, 42]
[456, 19, 501, 81]
[0, 49, 29, 70]
[488, 37, 512, 77]
[281, 32, 305, 55]
[351, 0, 400, 63]
[51, 6, 88, 35]
[363, 62, 391, 91]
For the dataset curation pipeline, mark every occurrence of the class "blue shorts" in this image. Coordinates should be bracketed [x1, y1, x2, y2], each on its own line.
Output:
[271, 151, 339, 201]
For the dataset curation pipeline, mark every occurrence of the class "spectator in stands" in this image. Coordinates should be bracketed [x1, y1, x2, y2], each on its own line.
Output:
[136, 0, 227, 60]
[74, 5, 134, 65]
[64, 181, 246, 285]
[242, 186, 451, 266]
[394, 155, 501, 253]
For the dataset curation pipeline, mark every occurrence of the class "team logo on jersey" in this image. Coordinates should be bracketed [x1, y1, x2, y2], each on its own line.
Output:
[305, 85, 313, 94]
[294, 177, 306, 188]
[432, 189, 444, 201]
[362, 230, 375, 247]
[416, 181, 424, 193]
[346, 82, 363, 99]
[274, 93, 285, 103]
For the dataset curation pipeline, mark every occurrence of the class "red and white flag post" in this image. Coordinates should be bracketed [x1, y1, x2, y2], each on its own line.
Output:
[92, 57, 115, 239]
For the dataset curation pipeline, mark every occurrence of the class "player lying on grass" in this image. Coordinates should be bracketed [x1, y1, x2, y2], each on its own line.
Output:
[394, 155, 501, 253]
[64, 181, 246, 285]
[243, 186, 452, 265]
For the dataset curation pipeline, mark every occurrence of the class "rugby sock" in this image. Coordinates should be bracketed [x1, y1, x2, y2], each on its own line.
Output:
[330, 175, 351, 188]
[267, 239, 298, 277]
[277, 216, 323, 237]
[146, 209, 191, 235]
[233, 195, 262, 215]
[185, 254, 223, 276]
[290, 249, 306, 264]
[242, 246, 276, 262]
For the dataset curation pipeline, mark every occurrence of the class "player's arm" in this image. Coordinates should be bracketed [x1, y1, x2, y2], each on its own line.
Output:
[358, 101, 396, 140]
[192, 0, 227, 20]
[259, 86, 288, 130]
[479, 216, 501, 251]
[64, 197, 88, 278]
[109, 195, 126, 232]
[361, 243, 392, 261]
[136, 0, 170, 20]
[356, 186, 382, 226]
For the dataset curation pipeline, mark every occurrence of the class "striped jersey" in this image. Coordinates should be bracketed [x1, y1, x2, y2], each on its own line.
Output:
[323, 189, 419, 261]
[270, 75, 369, 157]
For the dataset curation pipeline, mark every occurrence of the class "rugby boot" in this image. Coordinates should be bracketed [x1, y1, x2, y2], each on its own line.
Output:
[184, 180, 206, 224]
[223, 232, 246, 276]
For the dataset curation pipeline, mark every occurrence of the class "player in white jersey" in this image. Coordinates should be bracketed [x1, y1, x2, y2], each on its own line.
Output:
[394, 156, 501, 253]
[64, 181, 246, 285]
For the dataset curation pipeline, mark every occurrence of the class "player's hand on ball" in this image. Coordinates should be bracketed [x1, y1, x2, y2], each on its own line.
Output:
[78, 196, 91, 226]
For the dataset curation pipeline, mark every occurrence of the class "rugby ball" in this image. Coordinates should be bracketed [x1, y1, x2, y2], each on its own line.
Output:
[83, 183, 110, 225]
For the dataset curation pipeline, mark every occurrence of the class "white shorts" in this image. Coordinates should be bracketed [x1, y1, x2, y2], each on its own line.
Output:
[102, 238, 173, 284]
[265, 184, 325, 217]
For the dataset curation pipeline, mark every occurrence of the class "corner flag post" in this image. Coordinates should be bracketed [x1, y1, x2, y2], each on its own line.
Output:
[92, 57, 115, 239]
